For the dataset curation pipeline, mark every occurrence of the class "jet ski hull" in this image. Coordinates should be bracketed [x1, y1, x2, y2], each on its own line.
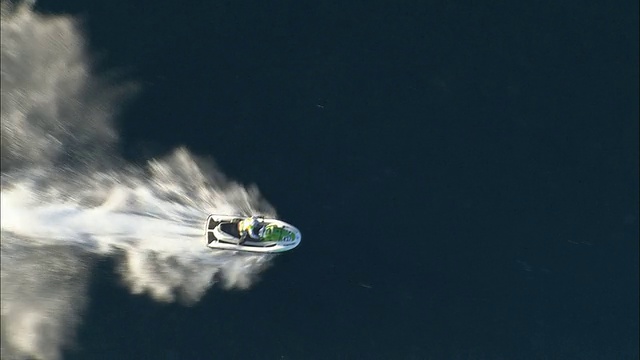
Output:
[205, 214, 301, 253]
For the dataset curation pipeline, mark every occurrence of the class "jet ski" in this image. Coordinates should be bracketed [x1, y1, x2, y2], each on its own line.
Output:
[204, 214, 301, 253]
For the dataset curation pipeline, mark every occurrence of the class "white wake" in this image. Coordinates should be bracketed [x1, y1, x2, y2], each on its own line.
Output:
[1, 2, 277, 359]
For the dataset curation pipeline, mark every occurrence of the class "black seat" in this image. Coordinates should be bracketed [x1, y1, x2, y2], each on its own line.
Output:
[220, 222, 241, 237]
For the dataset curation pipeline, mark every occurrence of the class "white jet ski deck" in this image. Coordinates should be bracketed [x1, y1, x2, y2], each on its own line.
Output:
[205, 214, 301, 253]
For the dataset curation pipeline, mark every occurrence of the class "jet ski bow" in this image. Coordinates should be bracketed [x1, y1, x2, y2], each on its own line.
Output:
[204, 214, 301, 253]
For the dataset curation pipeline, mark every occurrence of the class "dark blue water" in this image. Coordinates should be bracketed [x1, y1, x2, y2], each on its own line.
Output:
[33, 1, 639, 359]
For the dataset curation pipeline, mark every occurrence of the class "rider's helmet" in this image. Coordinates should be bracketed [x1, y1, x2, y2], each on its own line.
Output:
[244, 216, 262, 239]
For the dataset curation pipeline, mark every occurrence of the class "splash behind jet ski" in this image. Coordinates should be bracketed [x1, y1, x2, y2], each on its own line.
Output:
[205, 214, 301, 253]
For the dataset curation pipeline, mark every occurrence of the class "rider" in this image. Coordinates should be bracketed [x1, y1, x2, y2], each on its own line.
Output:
[238, 216, 263, 244]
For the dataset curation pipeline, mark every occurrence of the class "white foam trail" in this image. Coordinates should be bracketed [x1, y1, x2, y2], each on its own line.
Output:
[1, 2, 277, 359]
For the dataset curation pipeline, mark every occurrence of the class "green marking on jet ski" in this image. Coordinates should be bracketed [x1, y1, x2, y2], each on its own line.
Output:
[262, 225, 296, 242]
